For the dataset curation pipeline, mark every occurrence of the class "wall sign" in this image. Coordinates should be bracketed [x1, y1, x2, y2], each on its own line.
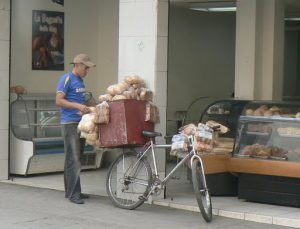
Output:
[32, 10, 64, 70]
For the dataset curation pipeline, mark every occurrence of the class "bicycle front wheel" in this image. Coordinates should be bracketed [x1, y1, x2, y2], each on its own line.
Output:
[106, 151, 152, 210]
[191, 159, 213, 222]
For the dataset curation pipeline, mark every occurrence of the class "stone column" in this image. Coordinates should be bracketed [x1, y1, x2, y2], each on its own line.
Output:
[235, 0, 284, 100]
[118, 0, 169, 180]
[0, 0, 10, 180]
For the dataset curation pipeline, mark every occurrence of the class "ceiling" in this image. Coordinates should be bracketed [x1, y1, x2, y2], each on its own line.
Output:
[170, 0, 300, 16]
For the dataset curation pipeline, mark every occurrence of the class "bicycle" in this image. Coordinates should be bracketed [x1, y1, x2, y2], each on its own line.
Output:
[106, 124, 218, 222]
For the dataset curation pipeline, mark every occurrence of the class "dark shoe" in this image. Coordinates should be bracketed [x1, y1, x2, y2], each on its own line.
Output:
[80, 193, 89, 199]
[69, 197, 84, 204]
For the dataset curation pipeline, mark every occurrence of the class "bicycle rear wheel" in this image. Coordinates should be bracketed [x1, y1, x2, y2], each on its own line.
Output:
[106, 151, 152, 210]
[191, 159, 213, 222]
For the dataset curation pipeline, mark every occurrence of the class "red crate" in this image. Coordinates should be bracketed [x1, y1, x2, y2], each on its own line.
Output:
[98, 99, 154, 148]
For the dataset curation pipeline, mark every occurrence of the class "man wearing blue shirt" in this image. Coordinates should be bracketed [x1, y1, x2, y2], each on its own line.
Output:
[56, 53, 96, 204]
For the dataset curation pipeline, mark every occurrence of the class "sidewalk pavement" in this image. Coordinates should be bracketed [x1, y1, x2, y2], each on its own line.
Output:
[2, 169, 300, 228]
[0, 182, 294, 229]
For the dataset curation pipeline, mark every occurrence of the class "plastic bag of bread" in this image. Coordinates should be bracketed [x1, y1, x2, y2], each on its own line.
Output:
[179, 123, 197, 136]
[194, 123, 214, 153]
[81, 131, 100, 146]
[78, 113, 97, 133]
[99, 94, 113, 103]
[145, 102, 160, 123]
[170, 134, 189, 156]
[80, 131, 98, 141]
[123, 90, 132, 99]
[135, 87, 141, 95]
[140, 88, 153, 101]
[95, 101, 110, 124]
[85, 138, 99, 146]
[132, 83, 141, 89]
[124, 75, 144, 85]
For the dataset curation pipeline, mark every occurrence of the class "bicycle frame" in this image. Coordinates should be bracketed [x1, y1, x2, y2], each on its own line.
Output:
[130, 135, 208, 195]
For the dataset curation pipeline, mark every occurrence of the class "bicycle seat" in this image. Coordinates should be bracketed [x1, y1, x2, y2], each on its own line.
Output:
[142, 130, 162, 138]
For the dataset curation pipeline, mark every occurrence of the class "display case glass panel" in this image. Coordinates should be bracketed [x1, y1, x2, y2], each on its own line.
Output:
[200, 99, 249, 138]
[233, 101, 300, 162]
[11, 93, 61, 140]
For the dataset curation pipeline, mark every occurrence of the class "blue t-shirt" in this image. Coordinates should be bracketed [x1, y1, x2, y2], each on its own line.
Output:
[56, 72, 86, 123]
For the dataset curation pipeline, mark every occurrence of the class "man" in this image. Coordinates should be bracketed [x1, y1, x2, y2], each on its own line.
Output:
[56, 53, 96, 204]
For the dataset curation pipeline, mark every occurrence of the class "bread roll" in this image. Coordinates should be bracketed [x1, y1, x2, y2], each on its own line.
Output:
[11, 85, 27, 94]
[245, 109, 254, 116]
[258, 105, 268, 111]
[270, 106, 280, 112]
[112, 94, 126, 101]
[263, 110, 273, 116]
[253, 109, 263, 116]
[98, 94, 113, 103]
[124, 75, 135, 85]
[107, 84, 118, 95]
[256, 147, 272, 157]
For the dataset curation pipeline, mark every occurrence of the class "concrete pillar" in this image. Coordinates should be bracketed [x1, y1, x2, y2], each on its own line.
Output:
[0, 0, 10, 180]
[235, 0, 284, 100]
[118, 0, 169, 179]
[235, 0, 257, 99]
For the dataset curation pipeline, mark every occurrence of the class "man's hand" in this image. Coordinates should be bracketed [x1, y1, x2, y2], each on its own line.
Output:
[78, 104, 90, 114]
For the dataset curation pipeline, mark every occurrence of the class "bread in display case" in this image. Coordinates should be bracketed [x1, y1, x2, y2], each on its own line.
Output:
[10, 93, 101, 175]
[233, 101, 300, 162]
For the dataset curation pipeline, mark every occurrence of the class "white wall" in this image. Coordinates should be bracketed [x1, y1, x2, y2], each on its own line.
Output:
[0, 0, 10, 180]
[11, 0, 119, 98]
[167, 5, 236, 132]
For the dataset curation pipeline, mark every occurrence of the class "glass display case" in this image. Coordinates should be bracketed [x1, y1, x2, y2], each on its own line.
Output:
[200, 99, 250, 138]
[10, 93, 100, 175]
[233, 101, 300, 162]
[231, 101, 300, 207]
[192, 99, 249, 196]
[11, 93, 61, 141]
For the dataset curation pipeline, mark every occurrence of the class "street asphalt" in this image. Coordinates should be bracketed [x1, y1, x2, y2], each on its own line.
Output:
[0, 183, 293, 229]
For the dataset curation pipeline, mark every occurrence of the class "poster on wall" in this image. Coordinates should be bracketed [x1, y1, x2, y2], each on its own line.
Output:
[32, 10, 64, 70]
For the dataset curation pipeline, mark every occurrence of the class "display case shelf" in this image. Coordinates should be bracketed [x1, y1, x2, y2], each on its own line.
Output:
[240, 115, 300, 122]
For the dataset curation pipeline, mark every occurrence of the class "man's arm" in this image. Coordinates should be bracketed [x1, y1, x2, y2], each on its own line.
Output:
[56, 92, 90, 114]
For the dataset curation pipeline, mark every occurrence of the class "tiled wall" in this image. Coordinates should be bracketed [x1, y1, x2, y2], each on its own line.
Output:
[0, 0, 10, 180]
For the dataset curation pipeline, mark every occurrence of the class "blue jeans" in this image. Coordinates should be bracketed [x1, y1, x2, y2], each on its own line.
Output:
[62, 123, 85, 199]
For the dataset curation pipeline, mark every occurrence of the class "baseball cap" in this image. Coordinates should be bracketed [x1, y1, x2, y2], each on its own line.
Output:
[71, 53, 96, 67]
